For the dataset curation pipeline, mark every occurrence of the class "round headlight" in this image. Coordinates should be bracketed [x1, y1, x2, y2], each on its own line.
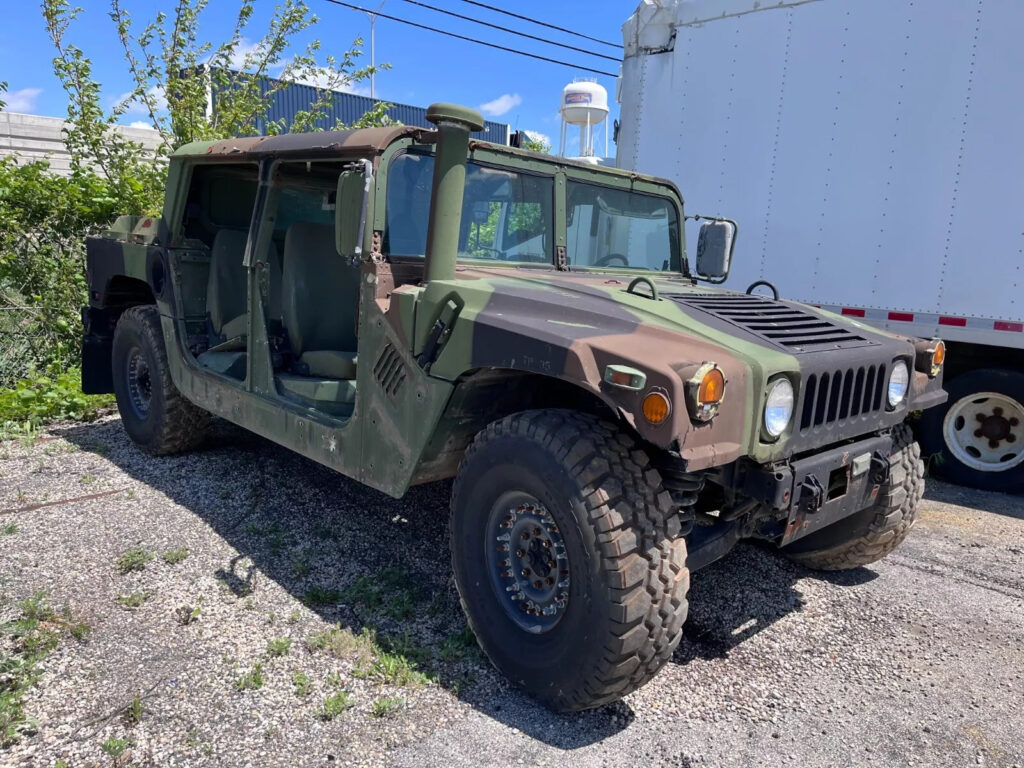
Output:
[764, 378, 794, 438]
[888, 360, 910, 407]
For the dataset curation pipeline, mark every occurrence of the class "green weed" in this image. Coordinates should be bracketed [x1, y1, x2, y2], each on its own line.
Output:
[115, 547, 153, 574]
[162, 546, 189, 565]
[292, 670, 312, 697]
[318, 690, 354, 720]
[266, 637, 292, 657]
[371, 696, 405, 718]
[117, 591, 152, 609]
[100, 736, 131, 757]
[233, 663, 265, 691]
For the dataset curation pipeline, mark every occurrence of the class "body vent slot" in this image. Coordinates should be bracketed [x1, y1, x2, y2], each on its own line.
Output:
[672, 294, 874, 352]
[373, 343, 407, 399]
[799, 364, 887, 432]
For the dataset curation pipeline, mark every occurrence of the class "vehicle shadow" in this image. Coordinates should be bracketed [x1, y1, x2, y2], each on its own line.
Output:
[53, 417, 877, 749]
[923, 477, 1024, 519]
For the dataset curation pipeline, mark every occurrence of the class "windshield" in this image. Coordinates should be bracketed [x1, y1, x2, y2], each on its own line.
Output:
[566, 181, 681, 272]
[384, 153, 553, 263]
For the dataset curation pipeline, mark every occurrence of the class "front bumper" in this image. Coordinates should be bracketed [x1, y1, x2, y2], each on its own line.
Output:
[743, 431, 896, 546]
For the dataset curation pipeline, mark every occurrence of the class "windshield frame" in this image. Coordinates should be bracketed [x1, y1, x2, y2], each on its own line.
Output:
[375, 139, 690, 277]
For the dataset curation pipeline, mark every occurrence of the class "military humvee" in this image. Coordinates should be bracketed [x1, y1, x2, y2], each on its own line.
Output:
[81, 103, 946, 711]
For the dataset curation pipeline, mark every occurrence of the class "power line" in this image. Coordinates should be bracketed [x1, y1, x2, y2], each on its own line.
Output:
[322, 0, 619, 78]
[399, 0, 620, 63]
[457, 0, 623, 50]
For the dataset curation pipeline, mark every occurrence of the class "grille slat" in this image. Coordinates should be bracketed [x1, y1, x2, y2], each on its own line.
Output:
[799, 363, 888, 433]
[373, 343, 407, 399]
[673, 293, 873, 352]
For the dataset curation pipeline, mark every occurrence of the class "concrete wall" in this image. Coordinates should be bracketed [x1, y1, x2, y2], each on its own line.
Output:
[0, 112, 164, 175]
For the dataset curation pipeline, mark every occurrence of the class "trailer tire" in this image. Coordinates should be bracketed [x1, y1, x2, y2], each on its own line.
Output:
[111, 305, 209, 455]
[450, 409, 689, 711]
[782, 424, 923, 570]
[918, 368, 1024, 493]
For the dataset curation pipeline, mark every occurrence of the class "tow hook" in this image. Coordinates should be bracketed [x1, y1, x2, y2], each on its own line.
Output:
[798, 475, 826, 514]
[870, 451, 891, 486]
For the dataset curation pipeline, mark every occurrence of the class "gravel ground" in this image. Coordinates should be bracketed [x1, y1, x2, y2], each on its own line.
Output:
[1, 415, 1022, 768]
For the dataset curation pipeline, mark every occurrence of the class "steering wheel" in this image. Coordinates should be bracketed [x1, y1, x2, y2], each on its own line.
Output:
[745, 280, 780, 300]
[595, 253, 629, 267]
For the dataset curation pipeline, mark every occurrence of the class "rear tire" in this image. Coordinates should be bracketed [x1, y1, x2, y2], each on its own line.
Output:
[111, 305, 209, 455]
[450, 410, 689, 711]
[918, 368, 1024, 493]
[783, 424, 923, 570]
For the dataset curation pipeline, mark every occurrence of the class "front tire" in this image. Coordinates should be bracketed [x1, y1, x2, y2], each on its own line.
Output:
[918, 368, 1024, 493]
[111, 305, 209, 455]
[450, 410, 689, 712]
[783, 424, 924, 571]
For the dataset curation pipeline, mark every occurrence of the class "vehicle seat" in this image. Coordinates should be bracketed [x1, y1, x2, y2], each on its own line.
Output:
[281, 221, 360, 379]
[207, 229, 249, 340]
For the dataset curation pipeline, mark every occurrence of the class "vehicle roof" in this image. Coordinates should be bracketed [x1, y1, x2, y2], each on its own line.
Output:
[171, 124, 677, 188]
[172, 125, 426, 159]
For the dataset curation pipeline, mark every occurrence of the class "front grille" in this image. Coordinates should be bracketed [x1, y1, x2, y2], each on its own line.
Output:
[673, 294, 873, 352]
[799, 364, 887, 432]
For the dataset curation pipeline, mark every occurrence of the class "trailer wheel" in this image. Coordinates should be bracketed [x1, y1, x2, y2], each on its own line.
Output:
[918, 368, 1024, 493]
[449, 410, 689, 711]
[112, 305, 210, 455]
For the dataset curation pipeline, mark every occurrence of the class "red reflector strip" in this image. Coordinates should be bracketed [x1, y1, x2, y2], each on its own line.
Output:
[995, 321, 1024, 332]
[888, 311, 914, 322]
[841, 308, 866, 317]
[939, 316, 967, 327]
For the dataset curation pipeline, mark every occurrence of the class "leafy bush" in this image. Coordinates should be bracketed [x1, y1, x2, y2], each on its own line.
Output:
[0, 367, 112, 432]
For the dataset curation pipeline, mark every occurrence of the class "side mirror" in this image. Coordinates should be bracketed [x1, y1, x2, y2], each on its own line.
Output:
[335, 165, 369, 258]
[694, 218, 737, 283]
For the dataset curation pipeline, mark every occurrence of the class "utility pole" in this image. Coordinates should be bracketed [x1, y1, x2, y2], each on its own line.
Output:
[367, 1, 386, 101]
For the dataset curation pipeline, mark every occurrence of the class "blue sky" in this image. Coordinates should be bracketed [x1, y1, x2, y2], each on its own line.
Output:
[0, 0, 629, 152]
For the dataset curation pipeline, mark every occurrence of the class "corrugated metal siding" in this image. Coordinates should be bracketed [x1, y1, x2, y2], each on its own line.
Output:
[213, 75, 509, 144]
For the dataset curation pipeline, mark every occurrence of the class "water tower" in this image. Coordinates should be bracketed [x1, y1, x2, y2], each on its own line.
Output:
[558, 80, 609, 158]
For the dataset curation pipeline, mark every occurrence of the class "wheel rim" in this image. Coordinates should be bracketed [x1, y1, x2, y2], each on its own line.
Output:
[943, 391, 1024, 473]
[484, 491, 570, 634]
[126, 346, 153, 419]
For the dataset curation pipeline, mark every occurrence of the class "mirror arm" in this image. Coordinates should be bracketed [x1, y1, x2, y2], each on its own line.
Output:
[353, 158, 374, 263]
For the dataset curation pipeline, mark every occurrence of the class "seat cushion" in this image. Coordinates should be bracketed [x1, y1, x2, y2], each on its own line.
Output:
[299, 350, 357, 380]
[220, 313, 249, 340]
[196, 349, 247, 380]
[282, 221, 361, 355]
[207, 229, 248, 336]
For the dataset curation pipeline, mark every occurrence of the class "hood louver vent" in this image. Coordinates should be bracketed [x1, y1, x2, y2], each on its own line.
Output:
[672, 294, 875, 353]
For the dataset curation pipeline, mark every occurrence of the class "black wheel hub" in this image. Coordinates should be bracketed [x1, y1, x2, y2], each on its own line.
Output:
[485, 492, 570, 633]
[126, 347, 153, 419]
[975, 407, 1018, 449]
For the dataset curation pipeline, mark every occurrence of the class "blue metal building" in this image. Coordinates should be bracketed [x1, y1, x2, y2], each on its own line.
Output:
[211, 73, 510, 144]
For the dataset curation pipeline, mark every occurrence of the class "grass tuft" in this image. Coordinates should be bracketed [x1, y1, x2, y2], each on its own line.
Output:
[117, 591, 152, 609]
[266, 637, 292, 657]
[318, 690, 354, 721]
[162, 546, 189, 565]
[371, 696, 405, 718]
[292, 670, 312, 697]
[116, 547, 153, 574]
[233, 663, 265, 691]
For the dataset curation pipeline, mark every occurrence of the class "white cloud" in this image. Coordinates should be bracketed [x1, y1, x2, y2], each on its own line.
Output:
[128, 120, 157, 130]
[116, 85, 168, 117]
[3, 87, 42, 113]
[478, 93, 522, 118]
[523, 130, 551, 148]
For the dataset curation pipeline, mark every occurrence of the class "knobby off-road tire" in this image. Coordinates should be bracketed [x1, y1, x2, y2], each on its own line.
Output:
[783, 424, 924, 570]
[111, 305, 209, 455]
[450, 409, 689, 712]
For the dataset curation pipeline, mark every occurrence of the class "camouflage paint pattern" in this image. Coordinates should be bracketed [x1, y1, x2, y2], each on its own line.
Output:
[82, 123, 945, 498]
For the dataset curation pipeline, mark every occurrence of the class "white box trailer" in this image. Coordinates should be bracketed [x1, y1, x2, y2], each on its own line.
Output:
[616, 0, 1024, 492]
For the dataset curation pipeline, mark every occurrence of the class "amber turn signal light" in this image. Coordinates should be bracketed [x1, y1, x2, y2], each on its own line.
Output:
[914, 338, 945, 378]
[641, 392, 671, 425]
[685, 362, 727, 422]
[697, 367, 725, 405]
